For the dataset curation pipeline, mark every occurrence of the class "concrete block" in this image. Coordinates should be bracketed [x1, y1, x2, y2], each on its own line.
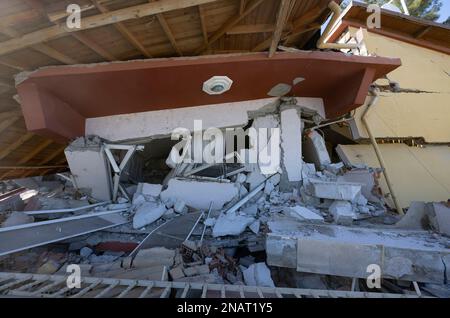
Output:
[303, 130, 331, 170]
[212, 212, 255, 237]
[139, 183, 162, 197]
[308, 180, 362, 201]
[170, 266, 185, 280]
[429, 202, 450, 236]
[160, 178, 238, 210]
[243, 263, 275, 287]
[284, 205, 324, 222]
[395, 201, 428, 230]
[329, 201, 356, 225]
[132, 201, 166, 229]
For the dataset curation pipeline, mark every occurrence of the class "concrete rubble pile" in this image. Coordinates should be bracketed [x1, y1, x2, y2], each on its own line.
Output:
[1, 109, 450, 298]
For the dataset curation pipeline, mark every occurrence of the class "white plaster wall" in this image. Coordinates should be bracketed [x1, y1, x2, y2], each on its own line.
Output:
[85, 97, 324, 142]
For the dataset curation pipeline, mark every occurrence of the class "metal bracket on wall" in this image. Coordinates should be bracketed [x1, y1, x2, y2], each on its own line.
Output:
[103, 144, 144, 202]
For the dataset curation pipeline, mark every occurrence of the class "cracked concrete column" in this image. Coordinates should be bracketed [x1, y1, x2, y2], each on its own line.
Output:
[279, 103, 303, 192]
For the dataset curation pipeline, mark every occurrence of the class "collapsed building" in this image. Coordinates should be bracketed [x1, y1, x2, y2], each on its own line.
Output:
[0, 0, 449, 298]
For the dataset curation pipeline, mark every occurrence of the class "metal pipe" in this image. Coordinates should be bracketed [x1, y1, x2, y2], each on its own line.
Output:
[361, 87, 404, 215]
[185, 211, 205, 242]
[317, 1, 359, 50]
[200, 202, 214, 244]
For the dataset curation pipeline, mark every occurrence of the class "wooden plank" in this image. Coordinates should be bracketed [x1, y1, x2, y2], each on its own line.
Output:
[198, 5, 208, 46]
[0, 132, 34, 161]
[0, 116, 20, 134]
[0, 139, 53, 180]
[269, 0, 294, 57]
[0, 27, 78, 65]
[239, 0, 246, 15]
[0, 110, 22, 121]
[227, 24, 274, 35]
[156, 13, 183, 56]
[92, 0, 152, 58]
[71, 32, 117, 61]
[0, 0, 219, 56]
[21, 145, 67, 178]
[414, 25, 432, 39]
[194, 0, 265, 54]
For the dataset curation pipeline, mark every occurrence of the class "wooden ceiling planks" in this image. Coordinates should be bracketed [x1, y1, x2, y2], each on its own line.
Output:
[0, 0, 334, 181]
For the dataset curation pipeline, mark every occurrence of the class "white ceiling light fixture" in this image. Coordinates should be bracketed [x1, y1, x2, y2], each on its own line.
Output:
[203, 76, 233, 95]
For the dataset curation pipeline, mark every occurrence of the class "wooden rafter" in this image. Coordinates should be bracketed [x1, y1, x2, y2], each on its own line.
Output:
[23, 0, 115, 62]
[92, 0, 152, 58]
[0, 0, 218, 57]
[269, 0, 295, 57]
[0, 116, 21, 135]
[194, 0, 265, 55]
[240, 0, 246, 15]
[148, 0, 182, 56]
[0, 139, 53, 179]
[0, 132, 34, 161]
[414, 26, 432, 39]
[252, 4, 324, 52]
[0, 58, 27, 72]
[71, 33, 117, 61]
[0, 27, 78, 65]
[156, 14, 183, 56]
[227, 24, 275, 35]
[21, 145, 67, 178]
[198, 5, 209, 46]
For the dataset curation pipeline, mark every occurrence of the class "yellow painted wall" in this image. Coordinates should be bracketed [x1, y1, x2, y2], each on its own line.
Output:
[348, 27, 450, 143]
[337, 144, 450, 208]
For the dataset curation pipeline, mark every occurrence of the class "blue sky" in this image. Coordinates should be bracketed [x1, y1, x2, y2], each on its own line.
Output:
[438, 0, 450, 22]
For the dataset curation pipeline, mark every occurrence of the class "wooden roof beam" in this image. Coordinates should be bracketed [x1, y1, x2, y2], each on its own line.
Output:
[0, 132, 34, 161]
[92, 1, 152, 58]
[20, 145, 66, 178]
[414, 25, 432, 39]
[239, 0, 246, 15]
[269, 0, 295, 57]
[194, 0, 266, 55]
[0, 116, 21, 135]
[0, 139, 53, 180]
[0, 0, 218, 57]
[156, 13, 183, 56]
[227, 24, 275, 35]
[0, 27, 78, 65]
[23, 0, 114, 62]
[148, 0, 182, 56]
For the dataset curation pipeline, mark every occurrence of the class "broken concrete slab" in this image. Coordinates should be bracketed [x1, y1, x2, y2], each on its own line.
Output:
[307, 180, 362, 201]
[266, 220, 450, 284]
[243, 263, 275, 287]
[249, 220, 260, 234]
[160, 178, 238, 210]
[337, 169, 382, 203]
[138, 183, 162, 197]
[303, 130, 331, 170]
[329, 201, 356, 225]
[132, 247, 175, 268]
[132, 201, 166, 229]
[65, 136, 111, 201]
[283, 205, 324, 222]
[395, 201, 428, 230]
[428, 202, 450, 236]
[212, 212, 255, 237]
[1, 212, 34, 228]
